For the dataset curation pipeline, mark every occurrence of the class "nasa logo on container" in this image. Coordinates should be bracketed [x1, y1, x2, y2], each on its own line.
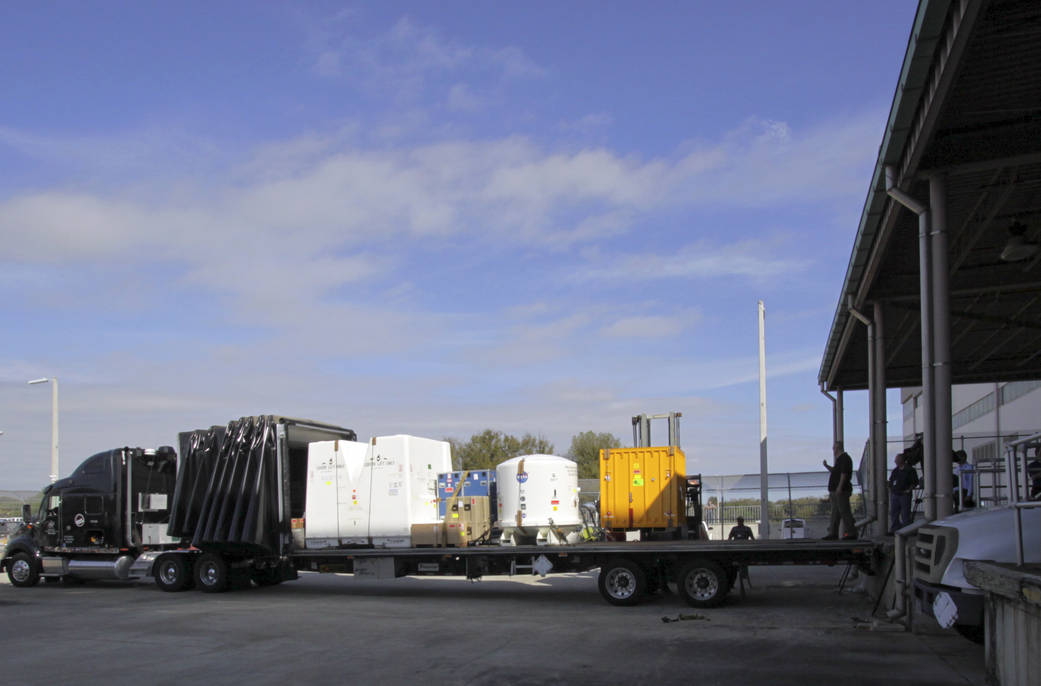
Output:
[516, 471, 528, 483]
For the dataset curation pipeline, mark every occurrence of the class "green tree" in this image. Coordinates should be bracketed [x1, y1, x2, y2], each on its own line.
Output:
[447, 430, 555, 470]
[566, 430, 622, 478]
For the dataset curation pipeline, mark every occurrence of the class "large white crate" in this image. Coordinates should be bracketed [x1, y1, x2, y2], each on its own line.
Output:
[305, 439, 371, 548]
[368, 435, 451, 547]
[305, 435, 451, 548]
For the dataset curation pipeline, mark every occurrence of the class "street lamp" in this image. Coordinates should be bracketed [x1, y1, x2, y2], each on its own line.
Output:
[28, 377, 59, 483]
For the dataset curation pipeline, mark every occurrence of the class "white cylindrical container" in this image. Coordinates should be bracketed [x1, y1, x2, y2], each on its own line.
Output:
[496, 454, 581, 545]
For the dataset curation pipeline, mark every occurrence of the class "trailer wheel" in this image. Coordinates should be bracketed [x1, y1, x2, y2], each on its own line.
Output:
[677, 559, 728, 608]
[7, 552, 40, 588]
[598, 559, 646, 606]
[154, 555, 192, 592]
[194, 553, 229, 593]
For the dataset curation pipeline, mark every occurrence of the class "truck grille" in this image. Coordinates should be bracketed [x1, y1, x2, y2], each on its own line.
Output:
[913, 525, 957, 585]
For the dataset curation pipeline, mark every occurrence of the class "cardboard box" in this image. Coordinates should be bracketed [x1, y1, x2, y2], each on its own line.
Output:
[447, 496, 492, 543]
[410, 523, 446, 547]
[445, 522, 470, 547]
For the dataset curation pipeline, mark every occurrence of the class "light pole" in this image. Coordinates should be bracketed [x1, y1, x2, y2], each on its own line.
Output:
[28, 377, 59, 483]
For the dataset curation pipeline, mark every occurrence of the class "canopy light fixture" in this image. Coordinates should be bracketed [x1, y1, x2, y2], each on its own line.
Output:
[1000, 220, 1038, 262]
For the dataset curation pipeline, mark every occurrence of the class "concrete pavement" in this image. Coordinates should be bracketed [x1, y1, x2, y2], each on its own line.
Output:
[0, 565, 984, 686]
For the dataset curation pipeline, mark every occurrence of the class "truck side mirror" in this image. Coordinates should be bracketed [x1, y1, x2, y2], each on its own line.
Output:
[22, 503, 32, 523]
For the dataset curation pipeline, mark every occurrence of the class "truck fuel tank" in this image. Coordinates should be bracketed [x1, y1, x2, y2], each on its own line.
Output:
[41, 554, 138, 580]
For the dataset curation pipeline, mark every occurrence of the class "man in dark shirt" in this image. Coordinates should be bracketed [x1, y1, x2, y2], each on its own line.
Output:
[822, 442, 856, 540]
[888, 453, 919, 531]
[1028, 459, 1041, 501]
[728, 516, 755, 541]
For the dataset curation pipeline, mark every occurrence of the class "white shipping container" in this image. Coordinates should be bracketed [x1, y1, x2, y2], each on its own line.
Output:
[368, 435, 452, 547]
[305, 440, 370, 548]
[305, 435, 452, 549]
[335, 440, 372, 545]
[496, 454, 581, 545]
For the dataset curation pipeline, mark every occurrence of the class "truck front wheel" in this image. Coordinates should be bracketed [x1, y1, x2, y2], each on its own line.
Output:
[194, 553, 229, 593]
[677, 559, 728, 608]
[598, 559, 647, 606]
[7, 552, 40, 588]
[154, 555, 193, 592]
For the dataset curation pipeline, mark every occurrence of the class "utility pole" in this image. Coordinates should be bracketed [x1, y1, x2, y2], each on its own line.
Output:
[758, 300, 769, 539]
[28, 377, 59, 483]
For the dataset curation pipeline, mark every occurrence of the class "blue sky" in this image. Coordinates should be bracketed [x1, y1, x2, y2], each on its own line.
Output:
[0, 2, 915, 489]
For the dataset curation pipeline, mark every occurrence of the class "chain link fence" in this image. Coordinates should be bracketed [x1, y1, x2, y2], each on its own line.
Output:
[699, 471, 865, 540]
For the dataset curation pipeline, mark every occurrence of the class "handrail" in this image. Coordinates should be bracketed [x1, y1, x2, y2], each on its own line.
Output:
[1003, 432, 1041, 566]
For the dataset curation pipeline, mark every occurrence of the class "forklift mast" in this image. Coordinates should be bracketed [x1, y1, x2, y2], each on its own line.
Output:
[631, 412, 681, 448]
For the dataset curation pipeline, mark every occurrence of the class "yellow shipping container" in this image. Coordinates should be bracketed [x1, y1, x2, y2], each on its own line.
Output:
[599, 447, 685, 531]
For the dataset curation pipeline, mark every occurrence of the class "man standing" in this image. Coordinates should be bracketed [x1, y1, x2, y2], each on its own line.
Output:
[822, 442, 856, 540]
[953, 450, 975, 510]
[728, 516, 755, 541]
[889, 453, 919, 531]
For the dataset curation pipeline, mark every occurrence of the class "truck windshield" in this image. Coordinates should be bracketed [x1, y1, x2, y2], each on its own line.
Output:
[36, 495, 59, 522]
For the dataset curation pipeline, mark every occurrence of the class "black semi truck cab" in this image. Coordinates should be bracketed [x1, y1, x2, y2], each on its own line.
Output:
[2, 446, 179, 586]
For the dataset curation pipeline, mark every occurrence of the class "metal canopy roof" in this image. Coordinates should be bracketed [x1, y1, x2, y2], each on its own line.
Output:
[820, 0, 1041, 391]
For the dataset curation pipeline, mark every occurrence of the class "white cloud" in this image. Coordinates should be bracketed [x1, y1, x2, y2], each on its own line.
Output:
[488, 46, 547, 79]
[574, 239, 811, 284]
[478, 313, 594, 366]
[601, 314, 694, 338]
[0, 113, 877, 356]
[447, 83, 484, 112]
[0, 125, 223, 181]
[307, 12, 545, 107]
[559, 113, 614, 134]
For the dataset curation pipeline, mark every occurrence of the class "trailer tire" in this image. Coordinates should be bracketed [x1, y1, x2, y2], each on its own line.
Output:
[154, 555, 192, 592]
[598, 559, 646, 606]
[194, 553, 229, 593]
[677, 559, 728, 608]
[7, 552, 40, 588]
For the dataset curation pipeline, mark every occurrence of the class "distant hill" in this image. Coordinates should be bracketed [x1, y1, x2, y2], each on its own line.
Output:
[0, 491, 41, 517]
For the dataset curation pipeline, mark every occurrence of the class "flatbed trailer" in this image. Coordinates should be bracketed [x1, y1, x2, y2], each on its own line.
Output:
[3, 415, 877, 607]
[151, 538, 875, 607]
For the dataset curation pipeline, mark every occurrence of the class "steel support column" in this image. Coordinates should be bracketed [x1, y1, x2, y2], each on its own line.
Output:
[930, 174, 953, 519]
[874, 301, 888, 534]
[848, 303, 876, 521]
[887, 166, 935, 521]
[918, 209, 936, 521]
[836, 389, 844, 449]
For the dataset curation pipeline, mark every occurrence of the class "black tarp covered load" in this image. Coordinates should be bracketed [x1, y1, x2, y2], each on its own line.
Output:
[168, 416, 281, 555]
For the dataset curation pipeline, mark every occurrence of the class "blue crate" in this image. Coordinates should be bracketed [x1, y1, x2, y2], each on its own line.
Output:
[437, 470, 498, 517]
